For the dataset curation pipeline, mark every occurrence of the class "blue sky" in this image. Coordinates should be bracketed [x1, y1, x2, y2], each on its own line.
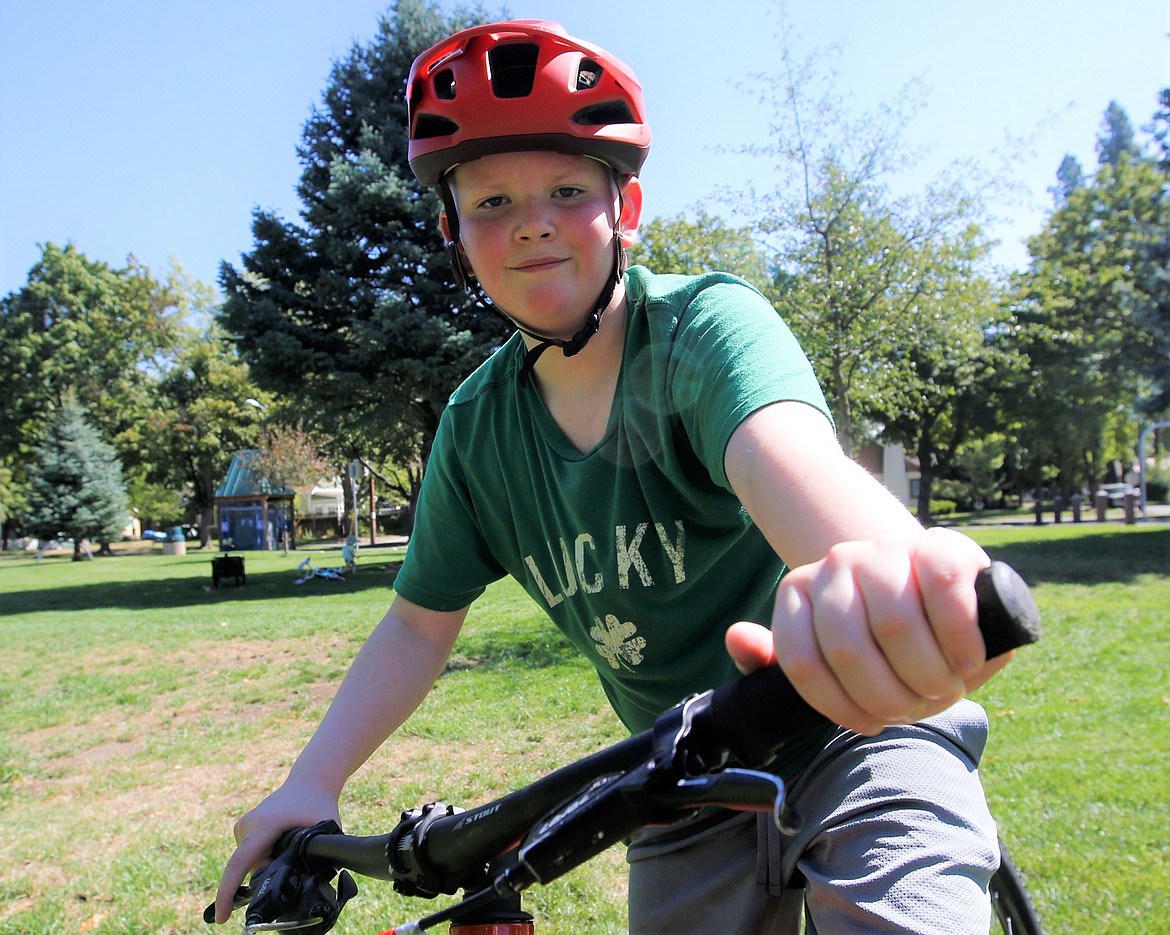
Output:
[1, 0, 1167, 299]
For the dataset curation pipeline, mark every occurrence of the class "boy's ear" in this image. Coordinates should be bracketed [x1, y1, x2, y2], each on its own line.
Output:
[617, 176, 644, 248]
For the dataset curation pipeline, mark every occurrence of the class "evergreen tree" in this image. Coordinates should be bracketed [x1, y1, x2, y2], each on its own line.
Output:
[25, 399, 129, 559]
[1135, 88, 1170, 413]
[218, 1, 506, 523]
[1051, 153, 1085, 207]
[1097, 100, 1139, 166]
[1147, 88, 1170, 172]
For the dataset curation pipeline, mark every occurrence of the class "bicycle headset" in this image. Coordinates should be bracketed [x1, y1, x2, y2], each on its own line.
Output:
[406, 20, 653, 385]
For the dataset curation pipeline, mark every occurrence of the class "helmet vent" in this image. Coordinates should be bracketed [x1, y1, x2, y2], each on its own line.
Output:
[572, 101, 635, 126]
[413, 113, 459, 140]
[432, 68, 456, 101]
[488, 43, 539, 98]
[576, 59, 602, 90]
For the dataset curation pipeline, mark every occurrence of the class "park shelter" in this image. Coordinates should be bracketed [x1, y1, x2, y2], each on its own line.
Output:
[214, 450, 296, 550]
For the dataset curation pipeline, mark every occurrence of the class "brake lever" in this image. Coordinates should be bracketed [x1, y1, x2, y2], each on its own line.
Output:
[663, 769, 795, 832]
[204, 884, 254, 921]
[244, 919, 325, 934]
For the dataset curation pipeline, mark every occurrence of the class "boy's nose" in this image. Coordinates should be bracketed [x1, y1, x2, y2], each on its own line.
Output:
[515, 205, 554, 241]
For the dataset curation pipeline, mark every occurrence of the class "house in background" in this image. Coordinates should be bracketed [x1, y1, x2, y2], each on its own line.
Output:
[214, 450, 296, 550]
[855, 443, 919, 506]
[303, 477, 346, 522]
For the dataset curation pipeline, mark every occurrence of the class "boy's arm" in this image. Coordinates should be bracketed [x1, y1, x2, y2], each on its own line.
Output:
[213, 595, 468, 923]
[723, 400, 1009, 735]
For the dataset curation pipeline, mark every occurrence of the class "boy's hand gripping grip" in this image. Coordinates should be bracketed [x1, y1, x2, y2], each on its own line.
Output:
[699, 561, 1041, 766]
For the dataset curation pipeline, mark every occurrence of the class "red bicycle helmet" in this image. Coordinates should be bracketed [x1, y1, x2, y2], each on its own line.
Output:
[407, 20, 651, 187]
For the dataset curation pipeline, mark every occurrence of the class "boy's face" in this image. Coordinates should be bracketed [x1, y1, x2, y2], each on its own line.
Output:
[442, 151, 642, 339]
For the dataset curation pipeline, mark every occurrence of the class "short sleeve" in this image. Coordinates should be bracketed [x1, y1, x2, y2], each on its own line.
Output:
[392, 408, 506, 611]
[667, 279, 830, 489]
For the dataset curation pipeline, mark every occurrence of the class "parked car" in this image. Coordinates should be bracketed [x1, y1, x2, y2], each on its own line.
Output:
[1098, 483, 1139, 507]
[142, 529, 167, 541]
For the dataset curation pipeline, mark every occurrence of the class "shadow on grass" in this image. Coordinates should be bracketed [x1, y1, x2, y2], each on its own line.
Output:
[980, 527, 1170, 586]
[0, 563, 402, 616]
[5, 528, 1166, 617]
[443, 637, 579, 675]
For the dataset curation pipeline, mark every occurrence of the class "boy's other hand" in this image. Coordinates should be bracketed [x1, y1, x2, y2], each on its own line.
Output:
[213, 782, 341, 924]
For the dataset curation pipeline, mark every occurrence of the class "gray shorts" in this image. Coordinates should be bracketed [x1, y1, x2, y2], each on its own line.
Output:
[626, 700, 999, 934]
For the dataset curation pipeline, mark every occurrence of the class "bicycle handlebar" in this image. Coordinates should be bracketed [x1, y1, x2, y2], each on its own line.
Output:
[208, 560, 1040, 931]
[381, 560, 1039, 887]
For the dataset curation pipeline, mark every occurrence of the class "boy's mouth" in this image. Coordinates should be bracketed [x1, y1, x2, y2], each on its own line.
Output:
[512, 256, 566, 272]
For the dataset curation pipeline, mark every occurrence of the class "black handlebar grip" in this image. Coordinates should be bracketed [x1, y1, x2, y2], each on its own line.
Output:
[698, 560, 1041, 766]
[974, 560, 1041, 657]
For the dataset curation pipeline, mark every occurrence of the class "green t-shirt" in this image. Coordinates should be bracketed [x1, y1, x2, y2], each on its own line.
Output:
[395, 267, 832, 761]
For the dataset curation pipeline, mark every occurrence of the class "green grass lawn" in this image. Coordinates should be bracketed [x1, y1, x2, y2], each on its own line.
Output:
[0, 524, 1167, 933]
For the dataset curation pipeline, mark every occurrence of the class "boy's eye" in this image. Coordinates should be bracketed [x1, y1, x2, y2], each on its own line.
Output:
[553, 186, 584, 199]
[475, 195, 508, 210]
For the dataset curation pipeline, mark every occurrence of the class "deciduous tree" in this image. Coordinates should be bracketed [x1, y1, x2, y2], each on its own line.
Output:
[721, 14, 1003, 458]
[857, 226, 1019, 521]
[0, 243, 181, 481]
[254, 420, 333, 508]
[137, 320, 266, 547]
[628, 211, 770, 290]
[1010, 139, 1168, 491]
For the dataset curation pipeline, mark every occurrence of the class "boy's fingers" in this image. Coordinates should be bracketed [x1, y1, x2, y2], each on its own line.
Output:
[912, 531, 990, 677]
[215, 841, 264, 924]
[773, 574, 885, 735]
[725, 621, 777, 674]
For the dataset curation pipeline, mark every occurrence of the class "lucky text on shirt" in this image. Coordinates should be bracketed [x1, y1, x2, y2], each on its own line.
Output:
[523, 521, 686, 608]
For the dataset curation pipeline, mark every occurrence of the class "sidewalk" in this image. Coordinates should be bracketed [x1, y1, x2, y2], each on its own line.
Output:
[297, 534, 410, 551]
[947, 501, 1170, 528]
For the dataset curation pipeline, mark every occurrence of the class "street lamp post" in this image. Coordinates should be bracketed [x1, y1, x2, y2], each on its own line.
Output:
[1138, 421, 1170, 520]
[243, 397, 268, 432]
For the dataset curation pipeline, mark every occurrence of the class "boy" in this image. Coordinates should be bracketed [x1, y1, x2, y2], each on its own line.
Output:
[215, 21, 1010, 932]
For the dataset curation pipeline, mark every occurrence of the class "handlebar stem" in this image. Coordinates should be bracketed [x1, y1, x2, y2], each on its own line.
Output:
[389, 802, 482, 899]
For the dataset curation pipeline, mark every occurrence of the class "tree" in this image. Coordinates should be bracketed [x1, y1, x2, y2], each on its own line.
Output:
[218, 1, 508, 525]
[1097, 100, 1139, 167]
[0, 242, 182, 487]
[1137, 87, 1170, 413]
[254, 420, 333, 512]
[628, 211, 771, 290]
[0, 464, 25, 548]
[856, 226, 1019, 522]
[952, 434, 1009, 511]
[25, 398, 129, 559]
[720, 15, 1001, 456]
[137, 320, 268, 547]
[1050, 154, 1085, 207]
[1147, 88, 1170, 172]
[1009, 147, 1168, 492]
